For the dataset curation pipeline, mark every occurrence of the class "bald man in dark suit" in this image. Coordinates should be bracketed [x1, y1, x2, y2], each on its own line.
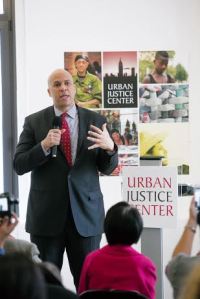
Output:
[13, 69, 118, 289]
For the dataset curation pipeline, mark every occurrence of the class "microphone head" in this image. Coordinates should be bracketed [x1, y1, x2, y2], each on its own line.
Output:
[53, 116, 61, 128]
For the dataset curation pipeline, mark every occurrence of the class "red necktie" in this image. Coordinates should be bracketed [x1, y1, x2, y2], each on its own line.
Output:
[60, 112, 72, 166]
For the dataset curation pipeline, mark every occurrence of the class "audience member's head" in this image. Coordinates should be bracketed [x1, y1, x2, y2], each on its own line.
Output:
[0, 252, 46, 299]
[38, 261, 63, 286]
[104, 201, 143, 245]
[178, 263, 200, 299]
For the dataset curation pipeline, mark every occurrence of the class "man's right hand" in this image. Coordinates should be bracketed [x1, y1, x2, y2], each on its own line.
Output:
[41, 129, 62, 152]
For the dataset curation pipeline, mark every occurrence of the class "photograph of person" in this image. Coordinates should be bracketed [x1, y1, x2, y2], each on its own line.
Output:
[64, 52, 102, 108]
[139, 50, 189, 84]
[97, 109, 139, 175]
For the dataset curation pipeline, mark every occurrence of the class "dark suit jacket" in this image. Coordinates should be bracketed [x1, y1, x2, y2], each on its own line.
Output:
[14, 106, 118, 237]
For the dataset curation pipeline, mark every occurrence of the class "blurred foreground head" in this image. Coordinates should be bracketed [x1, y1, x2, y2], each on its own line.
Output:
[0, 252, 46, 299]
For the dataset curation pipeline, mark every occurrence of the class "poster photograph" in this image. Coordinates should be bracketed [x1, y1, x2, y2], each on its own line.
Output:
[139, 84, 189, 123]
[97, 108, 139, 175]
[103, 51, 137, 108]
[139, 123, 190, 175]
[64, 51, 102, 108]
[139, 50, 189, 84]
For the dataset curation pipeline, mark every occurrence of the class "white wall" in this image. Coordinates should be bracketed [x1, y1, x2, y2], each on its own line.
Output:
[14, 0, 200, 298]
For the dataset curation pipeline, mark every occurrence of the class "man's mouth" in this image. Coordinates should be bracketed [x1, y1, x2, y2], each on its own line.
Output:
[60, 94, 69, 98]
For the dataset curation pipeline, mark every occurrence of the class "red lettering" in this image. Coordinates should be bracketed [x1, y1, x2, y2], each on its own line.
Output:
[146, 177, 152, 188]
[167, 205, 173, 216]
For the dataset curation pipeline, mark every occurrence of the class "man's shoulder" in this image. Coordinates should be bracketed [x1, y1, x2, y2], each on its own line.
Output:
[78, 107, 105, 121]
[167, 73, 175, 83]
[86, 72, 101, 82]
[26, 106, 53, 120]
[166, 254, 200, 277]
[143, 74, 155, 83]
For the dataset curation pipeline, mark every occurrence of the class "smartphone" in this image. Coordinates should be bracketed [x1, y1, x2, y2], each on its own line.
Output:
[194, 188, 200, 210]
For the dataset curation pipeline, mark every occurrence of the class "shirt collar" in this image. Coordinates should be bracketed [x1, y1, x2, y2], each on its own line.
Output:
[54, 104, 77, 119]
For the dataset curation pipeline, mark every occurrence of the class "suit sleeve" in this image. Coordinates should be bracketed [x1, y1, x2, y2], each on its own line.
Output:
[96, 143, 118, 175]
[95, 115, 118, 175]
[13, 117, 49, 175]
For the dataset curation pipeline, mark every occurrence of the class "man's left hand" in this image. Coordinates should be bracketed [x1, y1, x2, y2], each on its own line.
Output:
[87, 123, 114, 152]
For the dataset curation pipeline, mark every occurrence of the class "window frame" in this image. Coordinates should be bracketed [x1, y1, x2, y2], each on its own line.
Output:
[0, 0, 17, 196]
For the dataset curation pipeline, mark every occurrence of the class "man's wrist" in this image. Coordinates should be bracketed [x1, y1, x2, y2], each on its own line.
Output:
[41, 141, 50, 156]
[185, 224, 197, 233]
[41, 140, 50, 151]
[106, 143, 118, 155]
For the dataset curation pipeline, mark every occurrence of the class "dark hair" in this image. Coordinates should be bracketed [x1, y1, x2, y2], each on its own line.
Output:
[38, 261, 63, 286]
[104, 202, 143, 245]
[74, 54, 89, 63]
[111, 129, 125, 145]
[0, 252, 46, 299]
[111, 128, 120, 135]
[155, 51, 169, 60]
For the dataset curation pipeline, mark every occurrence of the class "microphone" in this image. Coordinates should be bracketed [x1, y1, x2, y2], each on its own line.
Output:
[52, 116, 61, 158]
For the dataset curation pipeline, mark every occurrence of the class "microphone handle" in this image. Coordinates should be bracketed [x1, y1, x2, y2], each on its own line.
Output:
[51, 145, 57, 158]
[51, 125, 60, 158]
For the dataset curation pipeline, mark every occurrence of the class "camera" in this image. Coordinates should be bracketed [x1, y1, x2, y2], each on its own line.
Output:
[0, 192, 19, 218]
[194, 188, 200, 225]
[194, 188, 200, 210]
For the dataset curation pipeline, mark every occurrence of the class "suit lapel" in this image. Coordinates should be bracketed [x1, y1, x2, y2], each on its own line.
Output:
[76, 107, 89, 159]
[44, 106, 56, 132]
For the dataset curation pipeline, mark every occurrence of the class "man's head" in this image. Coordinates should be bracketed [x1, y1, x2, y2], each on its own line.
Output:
[104, 201, 143, 245]
[48, 69, 76, 112]
[154, 51, 169, 75]
[74, 54, 89, 76]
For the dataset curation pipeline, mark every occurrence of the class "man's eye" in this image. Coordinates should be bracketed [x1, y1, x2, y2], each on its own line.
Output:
[65, 81, 72, 86]
[54, 82, 61, 87]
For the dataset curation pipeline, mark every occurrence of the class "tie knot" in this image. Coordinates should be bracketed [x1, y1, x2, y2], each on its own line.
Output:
[61, 112, 67, 119]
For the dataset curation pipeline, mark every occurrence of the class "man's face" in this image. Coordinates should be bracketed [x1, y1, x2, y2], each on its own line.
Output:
[48, 70, 76, 111]
[154, 57, 168, 75]
[75, 59, 89, 75]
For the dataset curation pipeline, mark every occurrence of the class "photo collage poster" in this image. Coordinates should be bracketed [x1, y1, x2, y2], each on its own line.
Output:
[64, 50, 189, 176]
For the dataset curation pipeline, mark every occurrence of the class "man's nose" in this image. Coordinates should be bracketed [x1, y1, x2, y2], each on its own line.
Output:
[162, 63, 167, 70]
[60, 82, 67, 90]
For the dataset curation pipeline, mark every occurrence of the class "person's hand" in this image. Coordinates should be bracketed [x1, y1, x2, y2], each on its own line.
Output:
[187, 197, 197, 227]
[0, 213, 18, 246]
[87, 123, 114, 152]
[111, 165, 121, 176]
[41, 129, 65, 151]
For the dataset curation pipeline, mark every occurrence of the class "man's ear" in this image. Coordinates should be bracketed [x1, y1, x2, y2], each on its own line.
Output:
[47, 88, 51, 97]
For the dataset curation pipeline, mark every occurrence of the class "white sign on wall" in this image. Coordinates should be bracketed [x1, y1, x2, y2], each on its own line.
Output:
[122, 166, 177, 228]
